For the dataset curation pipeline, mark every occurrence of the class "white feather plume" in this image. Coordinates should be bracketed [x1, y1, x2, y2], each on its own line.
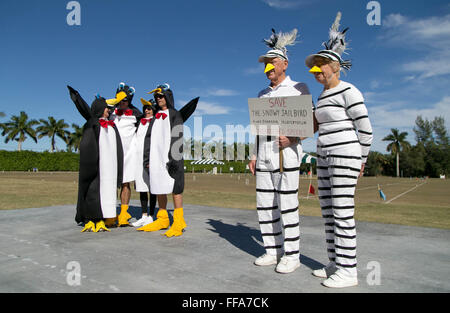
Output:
[324, 11, 349, 56]
[276, 28, 298, 51]
[263, 28, 298, 53]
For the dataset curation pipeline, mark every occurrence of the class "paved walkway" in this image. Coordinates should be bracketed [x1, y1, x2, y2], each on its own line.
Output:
[0, 202, 449, 293]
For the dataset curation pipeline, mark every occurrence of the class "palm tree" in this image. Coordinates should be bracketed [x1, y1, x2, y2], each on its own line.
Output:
[1, 111, 39, 151]
[67, 123, 83, 152]
[382, 128, 411, 177]
[37, 117, 70, 152]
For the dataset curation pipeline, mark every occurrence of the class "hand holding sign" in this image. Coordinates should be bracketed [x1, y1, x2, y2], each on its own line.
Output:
[248, 95, 313, 172]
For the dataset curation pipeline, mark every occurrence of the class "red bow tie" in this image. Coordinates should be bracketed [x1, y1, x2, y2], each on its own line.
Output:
[115, 109, 133, 116]
[99, 119, 115, 128]
[140, 118, 151, 125]
[155, 112, 167, 120]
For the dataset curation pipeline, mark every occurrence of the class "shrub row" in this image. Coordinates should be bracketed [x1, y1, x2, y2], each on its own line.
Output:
[0, 150, 80, 171]
[0, 150, 253, 173]
[0, 150, 317, 174]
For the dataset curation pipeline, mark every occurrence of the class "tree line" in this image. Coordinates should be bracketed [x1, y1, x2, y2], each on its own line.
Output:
[0, 111, 252, 158]
[1, 111, 448, 177]
[0, 111, 82, 152]
[366, 116, 449, 178]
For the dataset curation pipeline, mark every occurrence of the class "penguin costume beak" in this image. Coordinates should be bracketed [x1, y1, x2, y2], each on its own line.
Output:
[140, 98, 152, 106]
[147, 88, 162, 95]
[264, 63, 275, 73]
[309, 66, 322, 73]
[105, 91, 127, 106]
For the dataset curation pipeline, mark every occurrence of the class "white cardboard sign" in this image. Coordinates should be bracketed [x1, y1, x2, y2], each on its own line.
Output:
[248, 95, 313, 137]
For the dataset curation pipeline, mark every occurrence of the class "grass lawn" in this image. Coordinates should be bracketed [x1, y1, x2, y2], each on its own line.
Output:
[0, 171, 449, 229]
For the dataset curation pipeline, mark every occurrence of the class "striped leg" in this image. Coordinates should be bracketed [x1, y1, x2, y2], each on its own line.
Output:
[317, 152, 336, 264]
[256, 171, 283, 256]
[328, 148, 361, 277]
[278, 169, 300, 259]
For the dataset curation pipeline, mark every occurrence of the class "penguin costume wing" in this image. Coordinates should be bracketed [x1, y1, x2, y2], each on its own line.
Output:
[179, 97, 199, 123]
[67, 87, 124, 224]
[67, 85, 92, 121]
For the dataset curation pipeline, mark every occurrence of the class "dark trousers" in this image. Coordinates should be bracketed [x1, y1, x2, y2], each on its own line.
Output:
[139, 192, 157, 216]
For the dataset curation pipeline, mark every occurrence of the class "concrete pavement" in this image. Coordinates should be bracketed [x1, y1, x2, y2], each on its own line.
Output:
[0, 202, 449, 293]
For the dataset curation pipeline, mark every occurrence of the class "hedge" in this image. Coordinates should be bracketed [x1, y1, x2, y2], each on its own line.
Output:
[0, 150, 79, 171]
[0, 150, 315, 174]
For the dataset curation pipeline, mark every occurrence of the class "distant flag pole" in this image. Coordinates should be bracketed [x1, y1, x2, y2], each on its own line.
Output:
[307, 181, 315, 200]
[378, 184, 386, 201]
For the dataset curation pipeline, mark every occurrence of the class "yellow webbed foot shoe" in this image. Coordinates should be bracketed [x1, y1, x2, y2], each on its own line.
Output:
[95, 220, 111, 232]
[118, 204, 132, 227]
[163, 208, 186, 237]
[81, 221, 96, 233]
[137, 209, 169, 232]
[104, 217, 117, 228]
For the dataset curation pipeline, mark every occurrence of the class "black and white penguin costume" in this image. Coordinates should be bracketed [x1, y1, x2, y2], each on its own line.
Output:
[143, 88, 184, 195]
[67, 86, 124, 228]
[130, 100, 158, 227]
[138, 84, 198, 236]
[134, 101, 157, 193]
[110, 82, 142, 184]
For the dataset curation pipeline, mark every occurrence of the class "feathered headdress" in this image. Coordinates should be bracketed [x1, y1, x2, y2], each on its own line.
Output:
[305, 12, 352, 71]
[258, 28, 298, 62]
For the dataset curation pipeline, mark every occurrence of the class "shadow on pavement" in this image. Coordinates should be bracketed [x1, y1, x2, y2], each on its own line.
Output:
[206, 219, 265, 258]
[206, 219, 324, 270]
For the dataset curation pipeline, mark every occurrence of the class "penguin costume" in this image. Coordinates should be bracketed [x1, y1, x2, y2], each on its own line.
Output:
[67, 86, 125, 232]
[131, 98, 158, 227]
[138, 83, 198, 237]
[110, 82, 142, 226]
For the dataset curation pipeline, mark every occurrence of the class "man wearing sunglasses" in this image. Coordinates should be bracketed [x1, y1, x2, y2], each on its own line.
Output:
[138, 84, 187, 237]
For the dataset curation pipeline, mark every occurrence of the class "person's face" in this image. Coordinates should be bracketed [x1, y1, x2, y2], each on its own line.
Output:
[144, 106, 153, 117]
[311, 58, 338, 86]
[102, 107, 110, 119]
[155, 94, 167, 109]
[264, 57, 288, 81]
[118, 99, 129, 109]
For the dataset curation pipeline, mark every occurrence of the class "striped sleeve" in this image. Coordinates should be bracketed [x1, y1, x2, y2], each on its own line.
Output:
[344, 87, 373, 163]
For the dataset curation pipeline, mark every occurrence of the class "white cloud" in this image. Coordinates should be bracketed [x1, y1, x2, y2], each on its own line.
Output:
[382, 13, 450, 43]
[243, 64, 264, 76]
[401, 58, 450, 80]
[193, 100, 231, 116]
[380, 13, 450, 79]
[261, 0, 302, 9]
[367, 96, 450, 152]
[383, 13, 408, 28]
[188, 87, 239, 97]
[205, 88, 239, 97]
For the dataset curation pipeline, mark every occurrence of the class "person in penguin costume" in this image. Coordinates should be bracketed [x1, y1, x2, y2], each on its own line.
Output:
[67, 85, 125, 232]
[131, 98, 158, 228]
[110, 82, 142, 227]
[137, 83, 198, 237]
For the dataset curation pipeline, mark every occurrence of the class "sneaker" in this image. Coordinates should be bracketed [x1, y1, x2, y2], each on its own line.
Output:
[275, 256, 300, 274]
[132, 216, 153, 227]
[254, 253, 279, 266]
[322, 270, 358, 288]
[312, 262, 337, 278]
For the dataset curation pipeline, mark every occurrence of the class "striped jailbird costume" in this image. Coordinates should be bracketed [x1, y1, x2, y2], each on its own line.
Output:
[315, 81, 373, 277]
[253, 76, 311, 261]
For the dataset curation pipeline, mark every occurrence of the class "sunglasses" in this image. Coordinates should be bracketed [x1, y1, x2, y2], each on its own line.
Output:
[154, 94, 165, 99]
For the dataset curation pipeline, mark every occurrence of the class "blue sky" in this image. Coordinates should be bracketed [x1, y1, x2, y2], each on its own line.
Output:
[0, 0, 449, 155]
